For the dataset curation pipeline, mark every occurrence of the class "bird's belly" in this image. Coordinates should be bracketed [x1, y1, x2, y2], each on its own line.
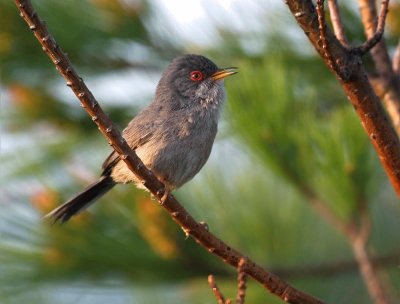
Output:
[111, 128, 216, 190]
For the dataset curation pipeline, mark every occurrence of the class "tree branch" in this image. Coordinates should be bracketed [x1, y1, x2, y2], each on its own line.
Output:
[236, 258, 248, 304]
[286, 2, 397, 301]
[208, 258, 248, 304]
[357, 0, 400, 135]
[299, 185, 392, 302]
[394, 40, 400, 75]
[327, 0, 349, 47]
[286, 0, 400, 197]
[347, 204, 391, 304]
[15, 0, 324, 303]
[319, 0, 400, 134]
[354, 0, 389, 55]
[316, 0, 336, 71]
[208, 275, 228, 304]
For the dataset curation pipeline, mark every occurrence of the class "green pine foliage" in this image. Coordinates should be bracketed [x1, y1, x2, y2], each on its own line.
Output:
[227, 55, 383, 219]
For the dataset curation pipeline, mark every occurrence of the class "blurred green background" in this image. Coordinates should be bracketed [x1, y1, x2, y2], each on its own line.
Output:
[1, 0, 400, 303]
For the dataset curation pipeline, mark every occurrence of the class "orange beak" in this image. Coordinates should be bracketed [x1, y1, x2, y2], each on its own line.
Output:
[211, 67, 238, 81]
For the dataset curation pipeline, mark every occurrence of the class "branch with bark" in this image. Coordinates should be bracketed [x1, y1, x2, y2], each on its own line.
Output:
[14, 0, 324, 303]
[357, 0, 400, 135]
[286, 0, 400, 198]
[208, 258, 248, 304]
[286, 1, 398, 303]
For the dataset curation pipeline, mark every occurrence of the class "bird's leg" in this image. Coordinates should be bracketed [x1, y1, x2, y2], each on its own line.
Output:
[156, 180, 172, 205]
[160, 189, 171, 204]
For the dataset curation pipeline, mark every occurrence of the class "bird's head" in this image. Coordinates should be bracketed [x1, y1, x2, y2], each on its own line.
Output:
[156, 54, 237, 109]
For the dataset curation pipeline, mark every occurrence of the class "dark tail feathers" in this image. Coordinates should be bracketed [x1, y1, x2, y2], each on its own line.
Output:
[45, 175, 116, 223]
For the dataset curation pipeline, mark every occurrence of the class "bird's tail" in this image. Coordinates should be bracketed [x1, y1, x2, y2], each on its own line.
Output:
[45, 175, 116, 223]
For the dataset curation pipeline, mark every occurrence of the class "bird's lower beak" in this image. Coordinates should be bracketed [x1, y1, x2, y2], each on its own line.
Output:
[211, 67, 238, 81]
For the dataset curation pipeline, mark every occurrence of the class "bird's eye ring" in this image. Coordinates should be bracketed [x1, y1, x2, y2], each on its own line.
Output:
[190, 71, 204, 82]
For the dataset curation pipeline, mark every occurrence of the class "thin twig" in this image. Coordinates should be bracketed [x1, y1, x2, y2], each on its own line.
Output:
[351, 240, 391, 304]
[353, 0, 390, 55]
[316, 0, 336, 71]
[393, 40, 400, 75]
[269, 169, 389, 301]
[236, 258, 247, 304]
[301, 186, 352, 237]
[15, 1, 325, 303]
[357, 0, 392, 74]
[315, 0, 351, 80]
[327, 0, 350, 47]
[208, 275, 227, 304]
[209, 259, 248, 304]
[304, 183, 391, 303]
[301, 186, 391, 303]
[349, 204, 390, 304]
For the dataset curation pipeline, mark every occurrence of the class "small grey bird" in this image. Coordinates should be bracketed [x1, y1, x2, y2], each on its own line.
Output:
[46, 54, 237, 223]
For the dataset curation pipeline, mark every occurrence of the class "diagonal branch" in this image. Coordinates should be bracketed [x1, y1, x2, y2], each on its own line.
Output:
[208, 275, 227, 304]
[286, 0, 400, 197]
[14, 0, 324, 303]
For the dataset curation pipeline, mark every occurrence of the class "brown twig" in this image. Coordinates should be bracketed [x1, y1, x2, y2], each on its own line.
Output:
[357, 0, 400, 135]
[347, 204, 391, 304]
[15, 0, 325, 303]
[369, 74, 400, 137]
[306, 184, 391, 303]
[236, 258, 248, 304]
[358, 0, 395, 78]
[209, 259, 248, 304]
[394, 40, 400, 75]
[269, 167, 391, 302]
[208, 275, 227, 304]
[327, 0, 349, 47]
[316, 0, 336, 71]
[353, 0, 390, 55]
[351, 240, 391, 304]
[300, 185, 391, 303]
[301, 185, 352, 238]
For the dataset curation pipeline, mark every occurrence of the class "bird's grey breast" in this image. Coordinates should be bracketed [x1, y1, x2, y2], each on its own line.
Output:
[151, 101, 221, 188]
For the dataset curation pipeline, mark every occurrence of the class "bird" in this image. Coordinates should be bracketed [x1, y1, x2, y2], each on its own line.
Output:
[45, 54, 237, 223]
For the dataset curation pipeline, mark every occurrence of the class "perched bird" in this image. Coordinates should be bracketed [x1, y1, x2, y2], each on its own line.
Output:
[46, 54, 237, 223]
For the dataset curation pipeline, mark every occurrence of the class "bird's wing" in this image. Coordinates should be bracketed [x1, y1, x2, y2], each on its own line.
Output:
[101, 131, 153, 176]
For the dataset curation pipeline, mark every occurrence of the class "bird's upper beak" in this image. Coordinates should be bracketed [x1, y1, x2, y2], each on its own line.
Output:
[211, 67, 238, 81]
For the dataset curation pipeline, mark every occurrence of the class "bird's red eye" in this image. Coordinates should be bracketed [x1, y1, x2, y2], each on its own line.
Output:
[190, 71, 204, 82]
